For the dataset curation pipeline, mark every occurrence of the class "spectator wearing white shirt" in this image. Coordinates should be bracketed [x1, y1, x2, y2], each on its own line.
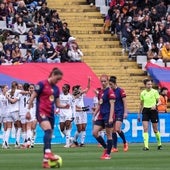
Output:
[68, 44, 83, 62]
[13, 16, 27, 35]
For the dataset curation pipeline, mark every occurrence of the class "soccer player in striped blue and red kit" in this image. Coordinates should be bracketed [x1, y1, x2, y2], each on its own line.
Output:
[109, 76, 128, 152]
[93, 75, 115, 160]
[26, 68, 69, 168]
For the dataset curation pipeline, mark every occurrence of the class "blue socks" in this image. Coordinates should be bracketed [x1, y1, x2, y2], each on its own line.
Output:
[43, 129, 52, 153]
[96, 136, 107, 149]
[112, 132, 117, 148]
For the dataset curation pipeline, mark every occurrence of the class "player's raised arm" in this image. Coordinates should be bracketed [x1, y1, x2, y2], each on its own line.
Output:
[81, 76, 91, 94]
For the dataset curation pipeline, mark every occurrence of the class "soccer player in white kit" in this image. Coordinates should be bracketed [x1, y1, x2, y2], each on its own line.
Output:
[72, 77, 91, 147]
[0, 85, 9, 149]
[59, 84, 74, 148]
[5, 81, 21, 148]
[18, 83, 32, 148]
[29, 84, 37, 148]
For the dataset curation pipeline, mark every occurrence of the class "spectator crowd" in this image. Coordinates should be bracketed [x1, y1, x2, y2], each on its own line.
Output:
[0, 0, 83, 65]
[103, 0, 170, 65]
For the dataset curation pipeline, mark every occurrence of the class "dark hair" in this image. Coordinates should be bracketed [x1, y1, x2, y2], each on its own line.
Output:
[109, 76, 117, 84]
[0, 85, 7, 90]
[143, 78, 153, 85]
[63, 84, 70, 92]
[160, 87, 168, 93]
[72, 85, 81, 96]
[23, 83, 30, 91]
[49, 68, 63, 77]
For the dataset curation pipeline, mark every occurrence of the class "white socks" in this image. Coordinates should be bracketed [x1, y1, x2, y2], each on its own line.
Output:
[80, 131, 86, 144]
[16, 128, 21, 145]
[4, 128, 11, 145]
[65, 129, 71, 146]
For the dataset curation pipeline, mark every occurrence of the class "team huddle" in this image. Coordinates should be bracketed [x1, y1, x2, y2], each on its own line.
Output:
[0, 82, 37, 149]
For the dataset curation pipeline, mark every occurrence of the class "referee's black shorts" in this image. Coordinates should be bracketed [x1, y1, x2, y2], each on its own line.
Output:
[142, 108, 159, 123]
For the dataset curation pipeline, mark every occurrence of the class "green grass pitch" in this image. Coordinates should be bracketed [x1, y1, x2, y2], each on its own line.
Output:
[0, 143, 169, 170]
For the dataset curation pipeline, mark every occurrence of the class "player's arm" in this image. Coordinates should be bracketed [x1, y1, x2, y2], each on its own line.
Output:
[56, 98, 70, 109]
[75, 105, 89, 112]
[27, 91, 37, 110]
[26, 91, 37, 120]
[109, 99, 115, 124]
[19, 90, 30, 95]
[81, 76, 91, 94]
[92, 102, 100, 118]
[122, 97, 128, 118]
[138, 100, 144, 122]
[6, 94, 19, 104]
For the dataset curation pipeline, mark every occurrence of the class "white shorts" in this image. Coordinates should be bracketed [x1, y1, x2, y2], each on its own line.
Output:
[6, 111, 20, 122]
[74, 112, 87, 125]
[59, 113, 72, 123]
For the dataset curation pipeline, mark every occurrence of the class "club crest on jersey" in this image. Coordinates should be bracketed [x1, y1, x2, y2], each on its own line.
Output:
[35, 85, 40, 90]
[49, 95, 54, 101]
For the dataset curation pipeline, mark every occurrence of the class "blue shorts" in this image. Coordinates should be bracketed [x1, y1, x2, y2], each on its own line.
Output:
[94, 119, 113, 128]
[36, 114, 55, 129]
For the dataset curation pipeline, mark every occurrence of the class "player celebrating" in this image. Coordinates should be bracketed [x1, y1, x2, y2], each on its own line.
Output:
[29, 84, 37, 148]
[72, 77, 91, 147]
[0, 85, 9, 149]
[138, 78, 162, 151]
[26, 67, 69, 168]
[18, 83, 32, 148]
[5, 81, 21, 148]
[109, 76, 128, 152]
[93, 75, 115, 160]
[59, 84, 73, 148]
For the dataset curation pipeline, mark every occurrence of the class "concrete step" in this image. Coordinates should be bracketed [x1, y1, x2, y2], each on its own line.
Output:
[79, 44, 120, 49]
[83, 51, 122, 56]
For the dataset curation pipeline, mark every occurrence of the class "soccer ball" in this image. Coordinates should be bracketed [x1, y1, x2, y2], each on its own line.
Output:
[48, 155, 63, 168]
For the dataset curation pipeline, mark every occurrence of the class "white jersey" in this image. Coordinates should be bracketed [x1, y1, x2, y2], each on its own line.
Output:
[59, 93, 73, 116]
[7, 89, 21, 113]
[19, 93, 31, 116]
[75, 95, 85, 112]
[30, 98, 36, 120]
[74, 94, 87, 124]
[0, 93, 9, 117]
